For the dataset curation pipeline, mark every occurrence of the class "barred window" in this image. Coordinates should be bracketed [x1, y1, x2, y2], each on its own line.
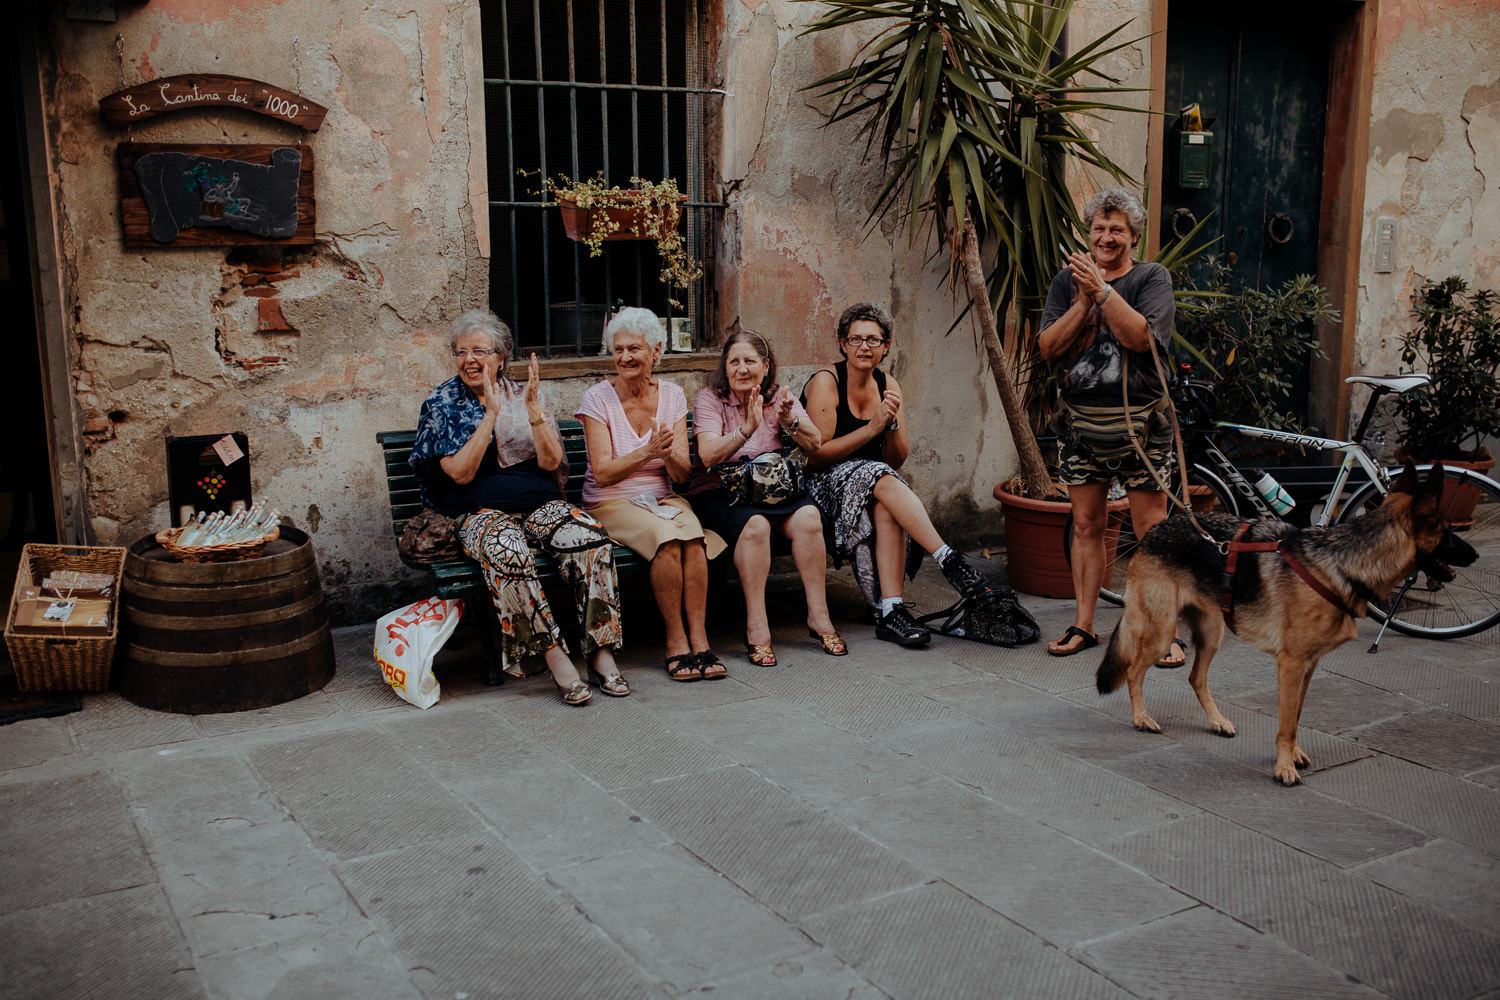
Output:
[480, 0, 717, 356]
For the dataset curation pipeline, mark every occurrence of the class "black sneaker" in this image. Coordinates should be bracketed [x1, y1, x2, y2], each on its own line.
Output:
[875, 603, 932, 647]
[939, 550, 996, 601]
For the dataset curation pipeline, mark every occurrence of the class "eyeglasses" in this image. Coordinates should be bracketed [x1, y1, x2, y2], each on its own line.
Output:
[842, 335, 888, 348]
[452, 348, 496, 360]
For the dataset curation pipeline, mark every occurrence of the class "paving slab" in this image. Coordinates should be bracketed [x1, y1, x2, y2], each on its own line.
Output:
[1103, 742, 1425, 867]
[246, 727, 484, 859]
[193, 922, 423, 1000]
[0, 884, 207, 1000]
[495, 690, 733, 790]
[0, 770, 155, 913]
[126, 754, 359, 958]
[1231, 672, 1427, 735]
[877, 715, 1196, 843]
[0, 716, 73, 770]
[664, 695, 935, 808]
[548, 842, 812, 992]
[1077, 906, 1385, 999]
[804, 881, 1133, 999]
[831, 777, 1193, 947]
[1324, 645, 1500, 720]
[1106, 812, 1500, 1000]
[672, 948, 884, 999]
[730, 655, 955, 736]
[619, 766, 927, 919]
[382, 706, 671, 870]
[1356, 838, 1500, 934]
[1342, 707, 1500, 774]
[335, 834, 662, 1000]
[194, 692, 341, 737]
[1312, 754, 1500, 856]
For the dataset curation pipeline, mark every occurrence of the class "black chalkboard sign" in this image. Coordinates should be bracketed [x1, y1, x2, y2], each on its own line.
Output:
[117, 143, 316, 247]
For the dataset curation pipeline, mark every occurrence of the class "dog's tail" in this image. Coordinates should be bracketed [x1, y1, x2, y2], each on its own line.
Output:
[1096, 627, 1128, 694]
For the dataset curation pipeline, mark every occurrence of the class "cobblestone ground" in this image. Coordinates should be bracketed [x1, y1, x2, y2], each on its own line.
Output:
[2, 554, 1498, 999]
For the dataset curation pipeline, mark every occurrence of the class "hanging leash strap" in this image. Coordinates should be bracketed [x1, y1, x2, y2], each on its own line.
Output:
[1121, 343, 1216, 545]
[1218, 521, 1357, 633]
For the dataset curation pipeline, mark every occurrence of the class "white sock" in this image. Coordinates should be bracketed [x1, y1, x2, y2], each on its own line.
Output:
[933, 544, 954, 564]
[880, 597, 903, 616]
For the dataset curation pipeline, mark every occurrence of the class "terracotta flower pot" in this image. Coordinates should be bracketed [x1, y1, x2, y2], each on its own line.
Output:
[1395, 451, 1495, 527]
[555, 191, 686, 243]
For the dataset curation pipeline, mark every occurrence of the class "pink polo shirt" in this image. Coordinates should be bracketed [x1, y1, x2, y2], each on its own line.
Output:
[576, 378, 688, 504]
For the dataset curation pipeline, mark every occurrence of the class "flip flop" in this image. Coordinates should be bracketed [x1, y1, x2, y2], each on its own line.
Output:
[1046, 625, 1098, 657]
[1156, 636, 1188, 668]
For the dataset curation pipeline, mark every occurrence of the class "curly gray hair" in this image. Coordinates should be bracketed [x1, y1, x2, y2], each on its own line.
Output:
[449, 308, 513, 359]
[1082, 187, 1148, 243]
[603, 307, 667, 353]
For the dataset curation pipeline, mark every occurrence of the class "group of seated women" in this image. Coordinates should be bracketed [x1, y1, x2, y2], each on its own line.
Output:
[412, 304, 999, 705]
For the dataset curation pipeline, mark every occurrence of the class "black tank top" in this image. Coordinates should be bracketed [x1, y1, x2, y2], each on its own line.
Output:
[806, 361, 887, 462]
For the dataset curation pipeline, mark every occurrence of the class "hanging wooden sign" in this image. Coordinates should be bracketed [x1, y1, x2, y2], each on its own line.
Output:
[98, 75, 327, 132]
[117, 143, 315, 247]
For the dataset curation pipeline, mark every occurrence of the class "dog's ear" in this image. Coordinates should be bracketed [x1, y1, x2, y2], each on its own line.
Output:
[1422, 462, 1447, 501]
[1391, 461, 1421, 496]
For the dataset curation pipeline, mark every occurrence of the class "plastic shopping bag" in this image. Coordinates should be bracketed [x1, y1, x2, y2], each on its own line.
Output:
[373, 597, 463, 709]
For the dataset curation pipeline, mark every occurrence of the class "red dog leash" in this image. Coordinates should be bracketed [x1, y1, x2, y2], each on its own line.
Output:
[1219, 522, 1357, 632]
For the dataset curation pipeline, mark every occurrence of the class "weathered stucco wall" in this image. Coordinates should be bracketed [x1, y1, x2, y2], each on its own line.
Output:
[41, 0, 487, 621]
[1356, 0, 1500, 382]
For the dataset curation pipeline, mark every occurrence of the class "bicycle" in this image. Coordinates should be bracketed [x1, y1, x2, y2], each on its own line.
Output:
[1062, 372, 1500, 643]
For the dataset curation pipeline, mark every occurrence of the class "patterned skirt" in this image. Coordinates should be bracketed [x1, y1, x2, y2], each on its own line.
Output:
[459, 500, 623, 677]
[804, 459, 906, 609]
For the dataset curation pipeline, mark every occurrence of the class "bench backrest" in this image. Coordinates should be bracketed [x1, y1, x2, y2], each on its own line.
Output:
[377, 415, 695, 541]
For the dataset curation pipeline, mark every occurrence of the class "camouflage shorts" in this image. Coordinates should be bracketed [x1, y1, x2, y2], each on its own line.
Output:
[1057, 434, 1175, 491]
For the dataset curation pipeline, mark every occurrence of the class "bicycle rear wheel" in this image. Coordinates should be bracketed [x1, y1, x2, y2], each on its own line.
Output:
[1335, 466, 1500, 638]
[1064, 463, 1239, 606]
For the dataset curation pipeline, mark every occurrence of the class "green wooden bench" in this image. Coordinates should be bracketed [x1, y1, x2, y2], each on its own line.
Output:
[376, 418, 684, 681]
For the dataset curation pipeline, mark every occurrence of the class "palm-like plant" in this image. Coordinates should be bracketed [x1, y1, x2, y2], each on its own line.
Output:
[799, 0, 1146, 498]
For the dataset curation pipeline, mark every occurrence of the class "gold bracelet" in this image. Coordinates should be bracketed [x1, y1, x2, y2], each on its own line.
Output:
[529, 414, 546, 426]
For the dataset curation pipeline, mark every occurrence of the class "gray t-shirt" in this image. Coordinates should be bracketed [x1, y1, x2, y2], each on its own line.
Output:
[1040, 260, 1175, 421]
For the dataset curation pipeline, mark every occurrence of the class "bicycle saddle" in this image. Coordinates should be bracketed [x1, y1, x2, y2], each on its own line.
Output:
[1345, 373, 1431, 394]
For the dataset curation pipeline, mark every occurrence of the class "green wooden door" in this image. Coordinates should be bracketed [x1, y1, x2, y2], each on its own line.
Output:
[1161, 3, 1342, 417]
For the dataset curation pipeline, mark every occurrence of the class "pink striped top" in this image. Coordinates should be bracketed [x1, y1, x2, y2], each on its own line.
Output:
[576, 378, 689, 504]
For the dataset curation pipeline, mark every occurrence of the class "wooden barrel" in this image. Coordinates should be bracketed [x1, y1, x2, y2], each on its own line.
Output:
[118, 526, 335, 713]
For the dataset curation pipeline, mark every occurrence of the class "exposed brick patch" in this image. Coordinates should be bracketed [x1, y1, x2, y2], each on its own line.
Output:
[244, 286, 278, 298]
[258, 297, 293, 332]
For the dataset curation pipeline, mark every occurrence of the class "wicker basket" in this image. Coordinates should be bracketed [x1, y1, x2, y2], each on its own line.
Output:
[4, 544, 127, 692]
[155, 526, 279, 562]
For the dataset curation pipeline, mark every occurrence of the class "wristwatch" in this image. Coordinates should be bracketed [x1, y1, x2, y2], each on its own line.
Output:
[788, 416, 801, 434]
[888, 419, 899, 432]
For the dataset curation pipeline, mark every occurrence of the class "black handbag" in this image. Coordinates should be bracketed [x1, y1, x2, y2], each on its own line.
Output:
[398, 508, 462, 566]
[712, 448, 807, 506]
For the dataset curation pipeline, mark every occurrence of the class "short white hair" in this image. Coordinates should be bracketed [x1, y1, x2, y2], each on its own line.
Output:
[449, 308, 512, 358]
[603, 307, 666, 353]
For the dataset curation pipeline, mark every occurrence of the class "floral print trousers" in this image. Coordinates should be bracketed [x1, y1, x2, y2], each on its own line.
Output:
[460, 500, 623, 677]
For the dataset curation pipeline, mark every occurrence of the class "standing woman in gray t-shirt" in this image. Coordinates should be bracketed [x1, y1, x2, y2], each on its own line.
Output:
[1036, 187, 1183, 664]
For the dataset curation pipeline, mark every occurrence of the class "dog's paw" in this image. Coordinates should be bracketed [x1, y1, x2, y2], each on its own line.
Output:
[1292, 745, 1311, 768]
[1132, 715, 1163, 734]
[1209, 717, 1236, 738]
[1273, 765, 1302, 786]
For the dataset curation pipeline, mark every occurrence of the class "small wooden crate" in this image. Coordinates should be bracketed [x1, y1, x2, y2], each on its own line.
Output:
[4, 544, 127, 692]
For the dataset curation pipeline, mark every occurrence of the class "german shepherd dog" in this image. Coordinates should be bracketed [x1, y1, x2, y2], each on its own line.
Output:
[1097, 464, 1477, 785]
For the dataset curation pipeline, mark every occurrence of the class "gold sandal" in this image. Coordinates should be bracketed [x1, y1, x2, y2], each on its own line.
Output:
[744, 638, 777, 667]
[590, 668, 631, 696]
[808, 628, 848, 656]
[553, 676, 591, 706]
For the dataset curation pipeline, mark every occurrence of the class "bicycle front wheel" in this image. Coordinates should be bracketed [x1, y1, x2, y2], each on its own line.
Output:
[1335, 466, 1500, 638]
[1064, 463, 1239, 606]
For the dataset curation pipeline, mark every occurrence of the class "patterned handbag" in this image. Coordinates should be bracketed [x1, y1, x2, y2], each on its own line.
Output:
[712, 448, 808, 506]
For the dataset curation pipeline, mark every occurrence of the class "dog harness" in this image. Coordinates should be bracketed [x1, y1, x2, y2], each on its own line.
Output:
[1218, 522, 1358, 632]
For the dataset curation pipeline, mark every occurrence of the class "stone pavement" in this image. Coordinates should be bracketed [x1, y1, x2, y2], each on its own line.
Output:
[2, 556, 1499, 1000]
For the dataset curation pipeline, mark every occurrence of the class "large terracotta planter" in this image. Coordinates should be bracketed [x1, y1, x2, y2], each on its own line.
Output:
[993, 486, 1127, 599]
[555, 191, 686, 243]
